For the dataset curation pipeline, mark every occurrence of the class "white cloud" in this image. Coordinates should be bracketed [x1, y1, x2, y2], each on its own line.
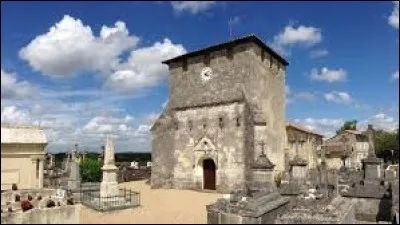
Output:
[171, 1, 216, 14]
[391, 70, 399, 81]
[285, 85, 292, 105]
[309, 49, 328, 59]
[310, 67, 347, 82]
[274, 25, 322, 47]
[162, 99, 169, 108]
[324, 91, 352, 104]
[293, 118, 345, 138]
[229, 16, 241, 25]
[293, 92, 316, 102]
[359, 113, 398, 132]
[1, 106, 33, 125]
[1, 69, 35, 100]
[104, 38, 186, 92]
[388, 1, 399, 29]
[271, 24, 322, 56]
[19, 15, 139, 78]
[83, 115, 135, 135]
[285, 85, 291, 95]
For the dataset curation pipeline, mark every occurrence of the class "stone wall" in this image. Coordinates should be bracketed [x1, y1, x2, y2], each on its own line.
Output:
[1, 145, 45, 190]
[249, 44, 286, 173]
[1, 189, 63, 206]
[348, 197, 392, 222]
[1, 205, 79, 224]
[171, 102, 250, 192]
[151, 110, 176, 189]
[152, 37, 287, 193]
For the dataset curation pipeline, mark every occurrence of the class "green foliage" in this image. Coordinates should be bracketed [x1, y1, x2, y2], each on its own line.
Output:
[80, 157, 102, 182]
[375, 128, 399, 163]
[115, 152, 151, 162]
[274, 171, 285, 188]
[336, 120, 358, 134]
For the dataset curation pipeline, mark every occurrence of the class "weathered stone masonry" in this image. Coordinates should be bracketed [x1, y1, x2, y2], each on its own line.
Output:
[151, 35, 288, 193]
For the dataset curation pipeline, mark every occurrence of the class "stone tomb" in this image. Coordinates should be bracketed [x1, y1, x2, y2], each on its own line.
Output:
[206, 183, 289, 224]
[251, 141, 275, 184]
[275, 195, 356, 224]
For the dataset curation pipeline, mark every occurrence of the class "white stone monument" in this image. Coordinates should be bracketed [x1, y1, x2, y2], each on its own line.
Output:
[100, 137, 119, 198]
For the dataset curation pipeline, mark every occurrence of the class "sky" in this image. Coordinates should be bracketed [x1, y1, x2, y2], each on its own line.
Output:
[1, 1, 399, 153]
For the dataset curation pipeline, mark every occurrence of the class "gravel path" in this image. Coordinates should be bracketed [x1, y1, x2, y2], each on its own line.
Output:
[80, 180, 221, 224]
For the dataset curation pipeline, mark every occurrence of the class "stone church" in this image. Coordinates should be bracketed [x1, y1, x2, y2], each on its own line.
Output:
[151, 35, 289, 193]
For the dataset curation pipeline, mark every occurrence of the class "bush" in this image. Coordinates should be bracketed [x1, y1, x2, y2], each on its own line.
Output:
[37, 195, 42, 201]
[7, 206, 12, 212]
[21, 200, 33, 212]
[80, 157, 102, 182]
[46, 200, 55, 208]
[274, 171, 285, 188]
[67, 198, 74, 205]
[27, 195, 33, 201]
[11, 184, 18, 191]
[15, 194, 20, 202]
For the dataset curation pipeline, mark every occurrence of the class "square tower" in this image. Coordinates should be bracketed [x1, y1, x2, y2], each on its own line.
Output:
[151, 35, 289, 193]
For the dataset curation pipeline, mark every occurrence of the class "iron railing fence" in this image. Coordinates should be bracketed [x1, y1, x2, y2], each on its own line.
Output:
[81, 188, 140, 212]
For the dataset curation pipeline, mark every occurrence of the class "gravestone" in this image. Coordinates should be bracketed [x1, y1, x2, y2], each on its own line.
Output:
[251, 141, 275, 184]
[362, 125, 384, 185]
[67, 160, 80, 190]
[100, 137, 119, 198]
[289, 138, 308, 184]
[206, 182, 290, 224]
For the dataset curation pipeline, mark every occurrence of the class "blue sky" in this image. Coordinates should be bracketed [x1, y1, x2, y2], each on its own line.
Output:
[1, 1, 399, 153]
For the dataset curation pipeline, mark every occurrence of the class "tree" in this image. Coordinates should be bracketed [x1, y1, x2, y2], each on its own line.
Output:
[375, 128, 399, 164]
[80, 157, 102, 182]
[336, 120, 358, 134]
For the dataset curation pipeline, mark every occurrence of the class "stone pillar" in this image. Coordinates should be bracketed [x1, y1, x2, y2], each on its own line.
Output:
[289, 137, 308, 184]
[362, 125, 384, 183]
[31, 157, 38, 189]
[38, 157, 44, 188]
[100, 137, 119, 198]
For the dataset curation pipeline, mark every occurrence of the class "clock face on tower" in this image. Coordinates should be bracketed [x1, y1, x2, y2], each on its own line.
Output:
[200, 67, 212, 82]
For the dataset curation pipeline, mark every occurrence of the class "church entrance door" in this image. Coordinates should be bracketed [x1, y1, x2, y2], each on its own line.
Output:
[203, 159, 216, 190]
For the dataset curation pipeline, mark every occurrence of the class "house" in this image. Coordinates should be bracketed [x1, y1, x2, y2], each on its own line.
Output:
[1, 125, 48, 190]
[285, 122, 324, 170]
[321, 130, 369, 170]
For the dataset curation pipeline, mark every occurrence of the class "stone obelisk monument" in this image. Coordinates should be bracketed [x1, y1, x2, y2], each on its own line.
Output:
[100, 136, 119, 198]
[362, 124, 383, 184]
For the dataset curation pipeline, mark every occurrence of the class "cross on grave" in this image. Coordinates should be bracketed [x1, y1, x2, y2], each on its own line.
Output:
[365, 125, 376, 158]
[295, 138, 300, 156]
[259, 140, 266, 156]
[340, 135, 349, 167]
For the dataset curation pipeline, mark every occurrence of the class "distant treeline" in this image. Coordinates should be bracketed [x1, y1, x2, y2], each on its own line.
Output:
[52, 152, 151, 163]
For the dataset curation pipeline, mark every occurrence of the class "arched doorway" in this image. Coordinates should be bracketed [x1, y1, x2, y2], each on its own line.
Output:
[203, 159, 216, 190]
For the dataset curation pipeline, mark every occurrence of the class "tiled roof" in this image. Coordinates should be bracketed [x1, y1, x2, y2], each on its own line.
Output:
[1, 125, 47, 144]
[286, 122, 324, 137]
[162, 34, 289, 66]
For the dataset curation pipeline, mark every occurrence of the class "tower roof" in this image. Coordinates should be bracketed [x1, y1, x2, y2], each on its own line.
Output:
[162, 34, 289, 66]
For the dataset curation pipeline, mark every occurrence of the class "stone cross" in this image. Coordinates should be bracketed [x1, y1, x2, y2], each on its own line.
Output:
[340, 135, 349, 167]
[259, 140, 266, 155]
[366, 124, 376, 158]
[295, 137, 300, 156]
